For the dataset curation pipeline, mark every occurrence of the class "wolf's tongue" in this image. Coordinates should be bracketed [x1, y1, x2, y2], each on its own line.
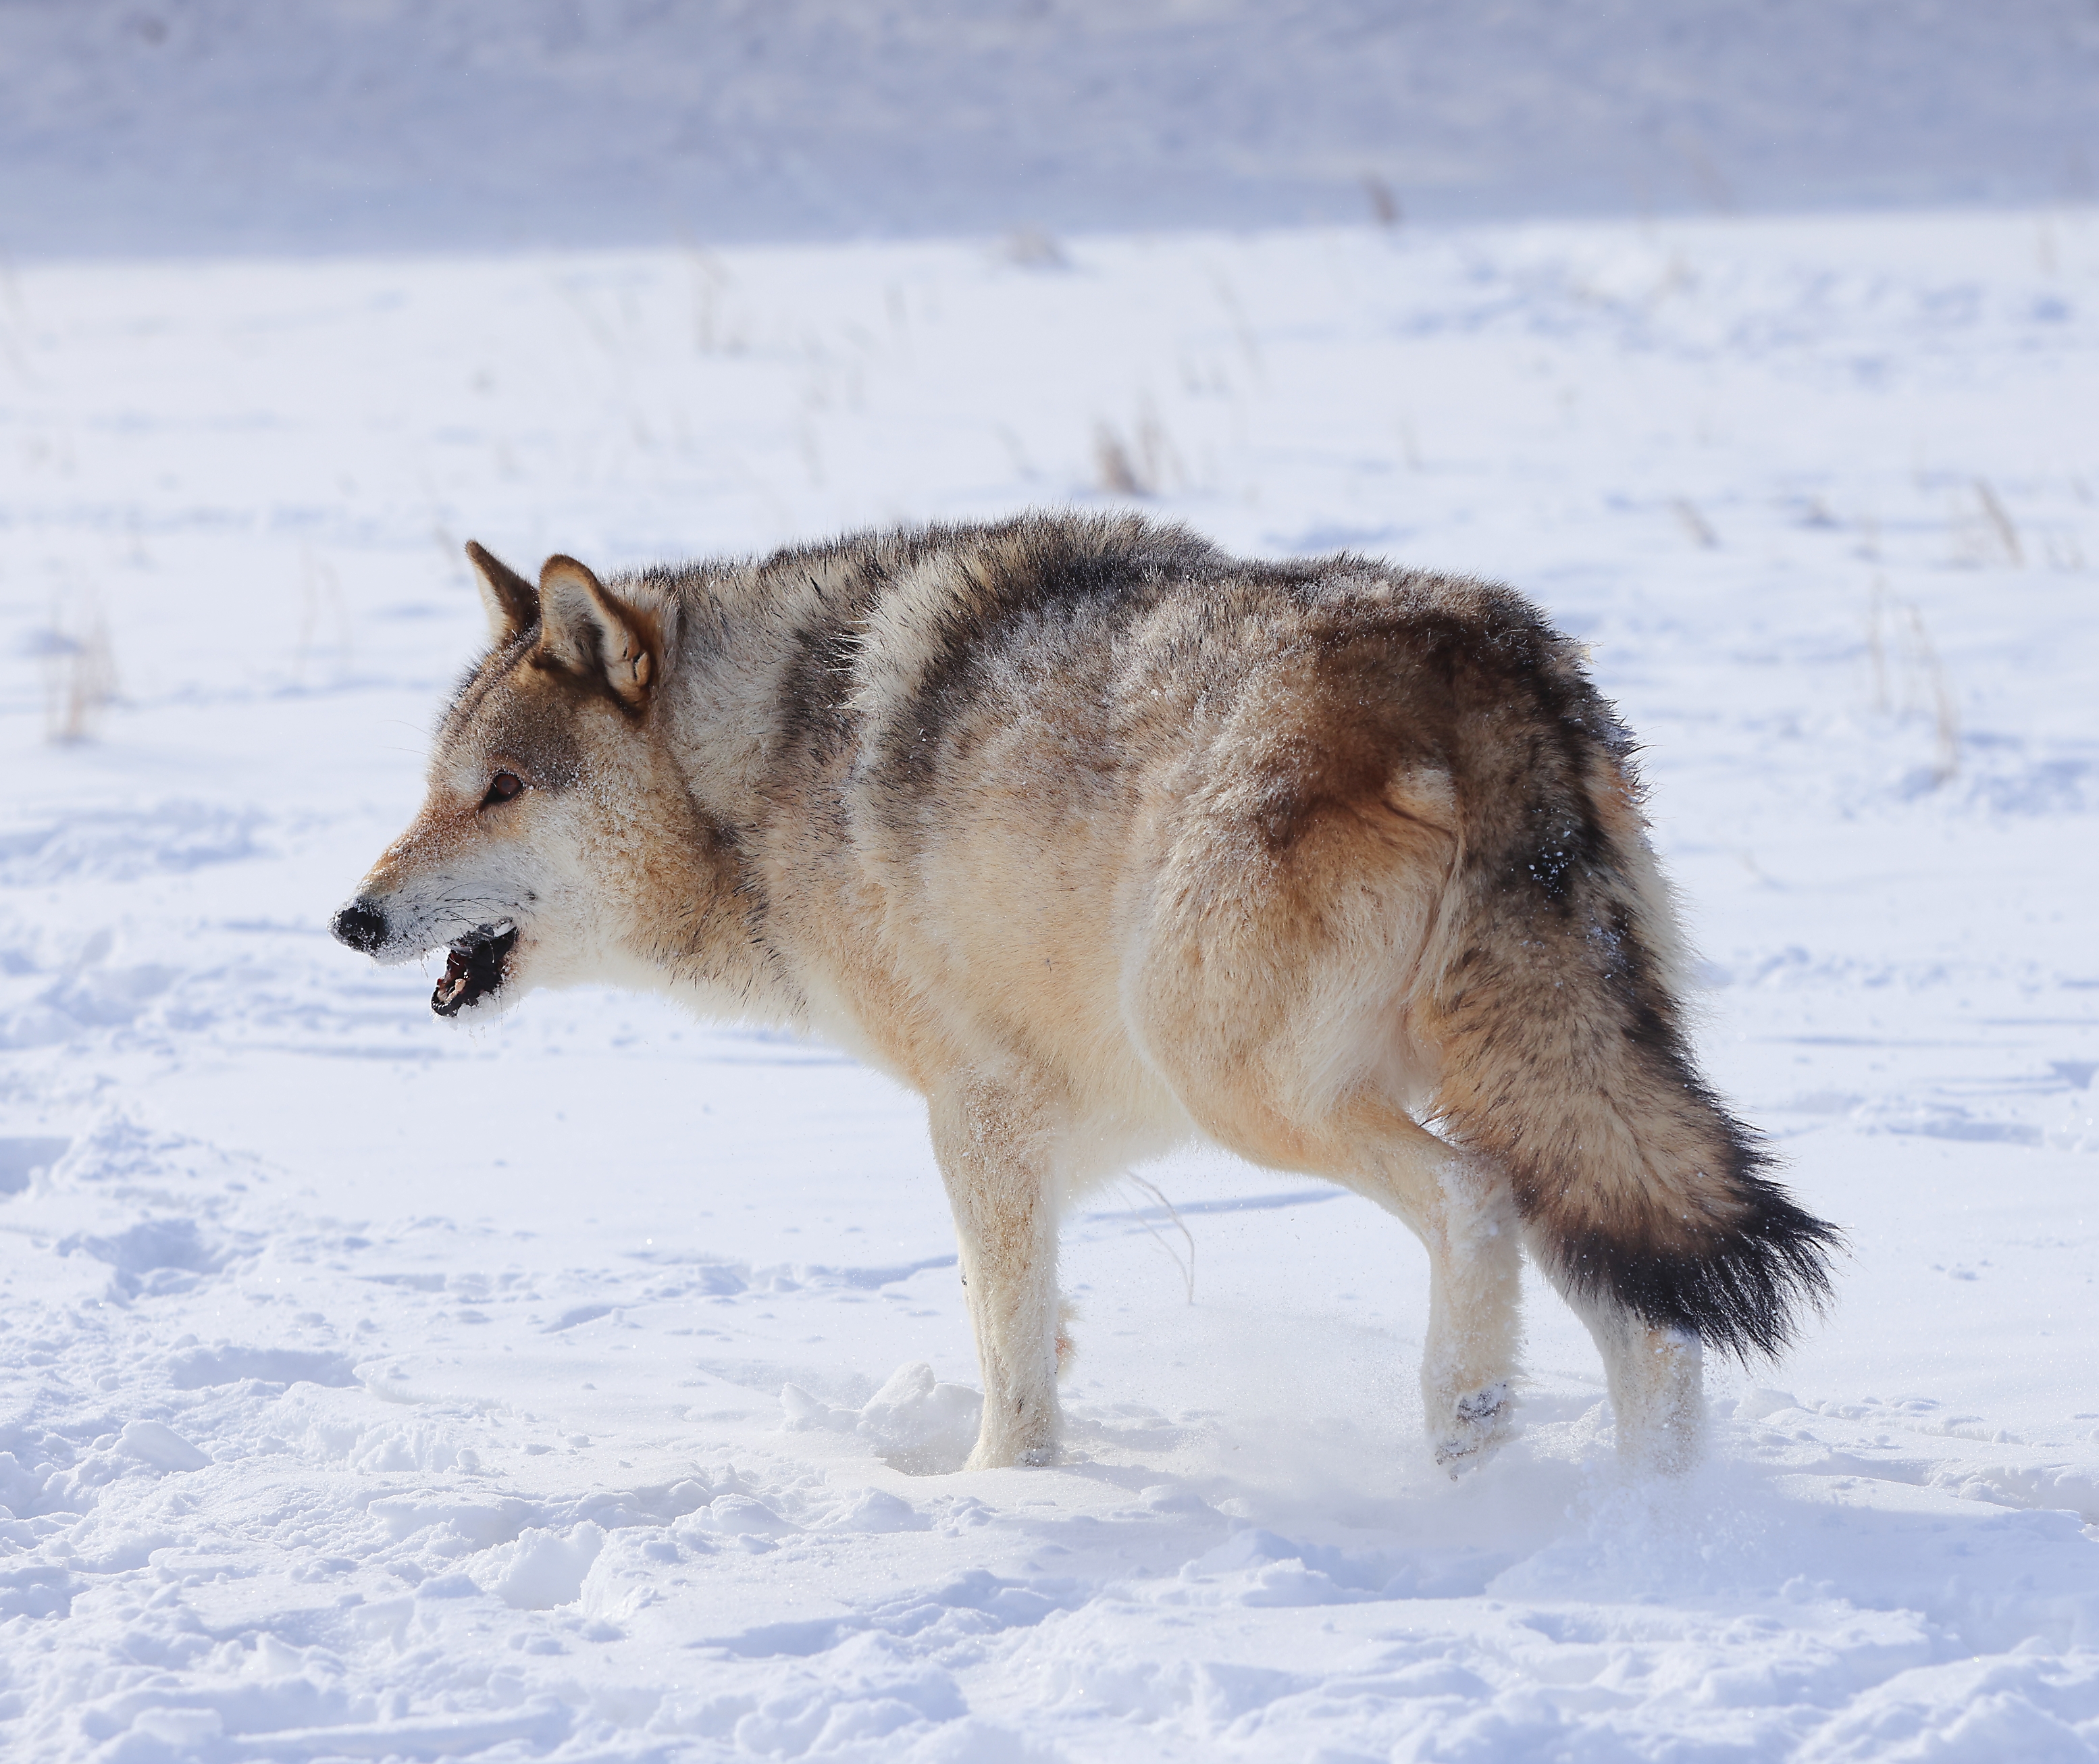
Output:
[431, 923, 518, 1016]
[436, 947, 471, 1008]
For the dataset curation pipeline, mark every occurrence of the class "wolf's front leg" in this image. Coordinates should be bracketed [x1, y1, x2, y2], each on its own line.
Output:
[928, 1074, 1065, 1469]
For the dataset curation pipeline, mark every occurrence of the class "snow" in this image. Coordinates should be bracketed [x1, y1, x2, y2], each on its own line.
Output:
[4, 1, 2098, 256]
[1, 203, 2097, 1757]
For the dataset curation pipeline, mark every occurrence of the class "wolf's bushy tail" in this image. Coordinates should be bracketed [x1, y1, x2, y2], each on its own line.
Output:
[1418, 608, 1839, 1359]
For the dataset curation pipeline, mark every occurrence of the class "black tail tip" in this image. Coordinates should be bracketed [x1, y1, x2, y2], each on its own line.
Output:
[1557, 1189, 1845, 1362]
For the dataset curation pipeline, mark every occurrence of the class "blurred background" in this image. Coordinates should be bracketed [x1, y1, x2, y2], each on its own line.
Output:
[3, 0, 2096, 258]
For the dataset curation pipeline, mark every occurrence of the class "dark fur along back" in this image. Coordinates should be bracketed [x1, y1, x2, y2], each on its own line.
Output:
[1420, 592, 1842, 1360]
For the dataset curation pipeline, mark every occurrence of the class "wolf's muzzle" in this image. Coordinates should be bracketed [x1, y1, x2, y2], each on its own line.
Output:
[331, 900, 388, 954]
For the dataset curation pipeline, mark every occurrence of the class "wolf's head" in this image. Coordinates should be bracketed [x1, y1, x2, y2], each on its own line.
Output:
[332, 542, 694, 1022]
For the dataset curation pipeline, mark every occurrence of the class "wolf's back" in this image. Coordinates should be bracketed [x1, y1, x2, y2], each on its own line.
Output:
[1413, 592, 1838, 1357]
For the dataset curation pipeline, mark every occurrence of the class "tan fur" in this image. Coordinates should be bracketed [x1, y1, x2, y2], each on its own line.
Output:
[336, 515, 1836, 1477]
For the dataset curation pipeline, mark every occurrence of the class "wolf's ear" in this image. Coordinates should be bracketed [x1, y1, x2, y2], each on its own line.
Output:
[536, 554, 654, 709]
[466, 541, 539, 645]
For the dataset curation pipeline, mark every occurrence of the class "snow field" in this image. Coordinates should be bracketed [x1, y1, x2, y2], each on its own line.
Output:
[0, 207, 2096, 1758]
[7, 1, 2098, 255]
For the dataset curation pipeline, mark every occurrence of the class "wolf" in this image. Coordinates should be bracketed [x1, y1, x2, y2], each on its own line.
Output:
[332, 513, 1837, 1476]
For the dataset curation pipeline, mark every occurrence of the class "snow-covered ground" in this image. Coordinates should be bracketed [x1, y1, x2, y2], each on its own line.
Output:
[1, 205, 2096, 1759]
[6, 1, 2098, 255]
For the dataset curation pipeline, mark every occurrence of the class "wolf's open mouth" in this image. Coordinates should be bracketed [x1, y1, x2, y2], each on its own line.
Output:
[432, 922, 519, 1017]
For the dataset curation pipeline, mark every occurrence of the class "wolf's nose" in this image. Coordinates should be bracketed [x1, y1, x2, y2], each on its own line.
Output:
[331, 900, 388, 954]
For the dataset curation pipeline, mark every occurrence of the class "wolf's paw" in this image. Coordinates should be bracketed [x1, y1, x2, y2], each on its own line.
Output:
[1431, 1382, 1513, 1476]
[962, 1438, 1062, 1472]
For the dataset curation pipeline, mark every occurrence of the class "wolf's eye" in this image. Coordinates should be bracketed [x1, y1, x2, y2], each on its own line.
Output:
[481, 772, 524, 808]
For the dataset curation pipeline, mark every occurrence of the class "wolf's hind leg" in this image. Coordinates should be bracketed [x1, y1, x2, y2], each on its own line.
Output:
[1545, 1268, 1704, 1478]
[1420, 1155, 1526, 1470]
[929, 1072, 1065, 1470]
[1557, 1280, 1704, 1476]
[1331, 1112, 1525, 1472]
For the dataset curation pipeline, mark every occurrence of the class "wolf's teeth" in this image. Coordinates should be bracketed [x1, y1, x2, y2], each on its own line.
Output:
[491, 919, 515, 937]
[436, 977, 466, 1005]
